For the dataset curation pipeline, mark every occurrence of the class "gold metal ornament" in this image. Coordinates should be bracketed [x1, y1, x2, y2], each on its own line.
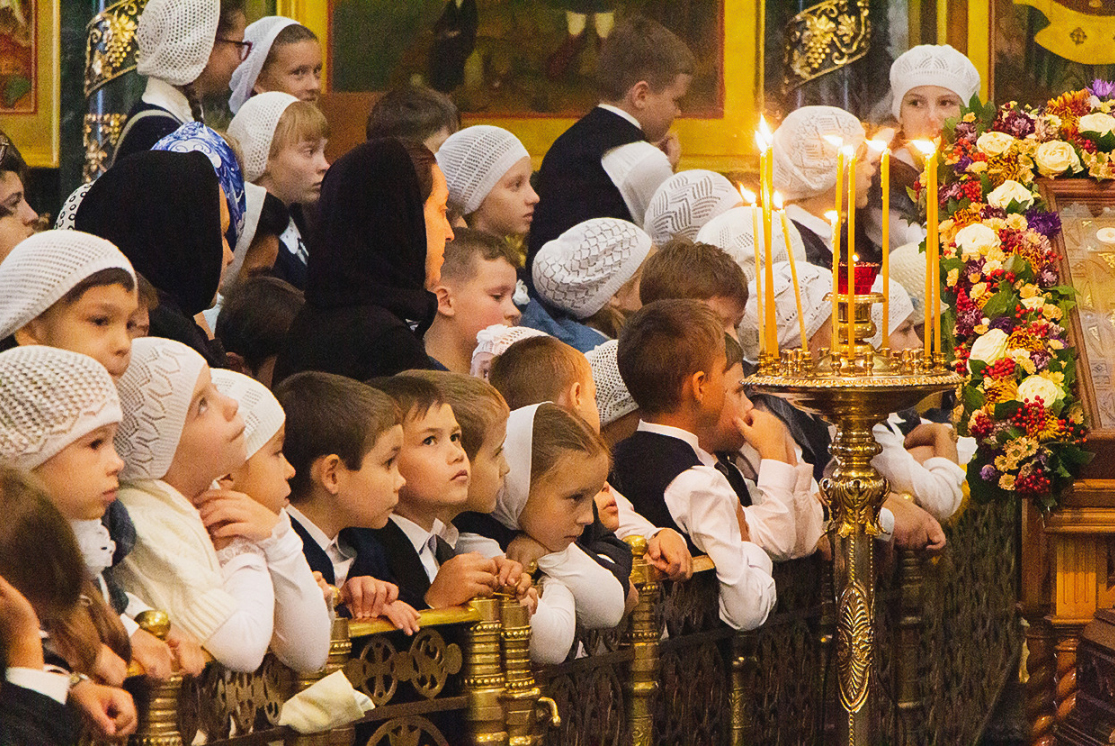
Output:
[85, 0, 148, 97]
[783, 0, 872, 91]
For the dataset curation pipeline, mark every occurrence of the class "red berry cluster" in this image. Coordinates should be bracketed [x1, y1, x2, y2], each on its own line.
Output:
[969, 412, 994, 438]
[1016, 470, 1051, 496]
[984, 357, 1018, 380]
[1011, 399, 1048, 436]
[961, 180, 983, 203]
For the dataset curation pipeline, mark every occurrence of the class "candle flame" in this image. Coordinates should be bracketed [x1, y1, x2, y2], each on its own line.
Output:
[758, 115, 774, 142]
[773, 191, 784, 210]
[841, 144, 856, 157]
[825, 209, 838, 225]
[740, 186, 757, 205]
[866, 139, 888, 153]
[823, 134, 844, 148]
[911, 139, 937, 156]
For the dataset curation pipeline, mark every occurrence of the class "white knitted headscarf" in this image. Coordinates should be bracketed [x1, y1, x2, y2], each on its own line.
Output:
[772, 106, 865, 201]
[228, 16, 300, 114]
[868, 276, 916, 349]
[136, 0, 220, 86]
[643, 170, 743, 245]
[55, 183, 93, 230]
[890, 44, 981, 118]
[740, 261, 832, 363]
[585, 340, 636, 427]
[470, 324, 550, 377]
[0, 230, 136, 340]
[695, 206, 803, 284]
[491, 403, 543, 530]
[435, 125, 531, 215]
[0, 347, 122, 471]
[115, 337, 208, 482]
[225, 182, 268, 289]
[227, 91, 299, 182]
[533, 218, 653, 319]
[211, 369, 284, 460]
[889, 242, 926, 315]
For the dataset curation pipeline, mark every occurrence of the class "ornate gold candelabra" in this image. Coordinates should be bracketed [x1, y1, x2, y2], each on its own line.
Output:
[746, 289, 961, 746]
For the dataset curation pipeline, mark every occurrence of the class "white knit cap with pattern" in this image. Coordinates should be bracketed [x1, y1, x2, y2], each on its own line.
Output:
[585, 340, 636, 427]
[227, 91, 299, 183]
[435, 125, 531, 215]
[228, 16, 300, 114]
[533, 218, 653, 320]
[136, 0, 220, 86]
[740, 261, 832, 363]
[55, 183, 93, 230]
[694, 206, 803, 284]
[211, 369, 284, 460]
[0, 230, 136, 340]
[772, 106, 865, 201]
[890, 44, 981, 119]
[643, 170, 743, 245]
[115, 337, 208, 482]
[470, 324, 550, 377]
[868, 276, 916, 349]
[889, 242, 926, 316]
[0, 347, 122, 471]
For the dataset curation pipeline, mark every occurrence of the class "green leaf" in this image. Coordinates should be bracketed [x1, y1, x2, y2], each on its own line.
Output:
[963, 385, 986, 411]
[981, 290, 1014, 317]
[969, 359, 988, 376]
[994, 400, 1022, 419]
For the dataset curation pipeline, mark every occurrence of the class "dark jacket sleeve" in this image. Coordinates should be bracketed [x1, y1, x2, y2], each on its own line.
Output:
[0, 681, 78, 746]
[577, 506, 633, 594]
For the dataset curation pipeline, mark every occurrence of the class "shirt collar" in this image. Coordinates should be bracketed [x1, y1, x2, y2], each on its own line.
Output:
[597, 104, 643, 131]
[785, 204, 833, 250]
[637, 420, 717, 467]
[390, 514, 444, 555]
[287, 505, 353, 557]
[141, 77, 193, 124]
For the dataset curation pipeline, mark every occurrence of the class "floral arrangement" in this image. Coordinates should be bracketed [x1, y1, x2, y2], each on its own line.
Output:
[925, 84, 1111, 509]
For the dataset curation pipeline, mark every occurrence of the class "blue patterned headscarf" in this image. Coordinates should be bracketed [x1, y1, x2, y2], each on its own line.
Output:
[153, 122, 246, 248]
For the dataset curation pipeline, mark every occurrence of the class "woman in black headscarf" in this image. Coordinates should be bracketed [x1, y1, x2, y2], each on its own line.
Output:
[272, 138, 455, 383]
[75, 150, 232, 366]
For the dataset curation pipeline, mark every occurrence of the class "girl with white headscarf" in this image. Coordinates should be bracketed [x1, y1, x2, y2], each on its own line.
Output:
[228, 17, 322, 114]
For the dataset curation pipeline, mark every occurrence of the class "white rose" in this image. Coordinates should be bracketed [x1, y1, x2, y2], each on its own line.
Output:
[987, 179, 1035, 210]
[1079, 112, 1115, 136]
[1034, 141, 1082, 176]
[968, 328, 1010, 371]
[954, 223, 1001, 259]
[1018, 374, 1063, 405]
[976, 131, 1015, 156]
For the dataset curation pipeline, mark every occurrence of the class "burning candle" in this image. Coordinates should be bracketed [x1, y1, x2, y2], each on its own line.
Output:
[741, 186, 764, 356]
[824, 135, 845, 353]
[868, 139, 890, 346]
[912, 140, 938, 358]
[758, 117, 777, 356]
[846, 147, 857, 356]
[775, 192, 807, 351]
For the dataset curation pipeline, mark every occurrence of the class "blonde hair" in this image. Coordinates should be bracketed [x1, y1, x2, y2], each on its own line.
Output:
[271, 100, 330, 156]
[530, 404, 609, 489]
[489, 336, 591, 411]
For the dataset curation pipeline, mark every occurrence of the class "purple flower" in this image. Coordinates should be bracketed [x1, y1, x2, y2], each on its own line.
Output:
[956, 154, 974, 171]
[1092, 79, 1115, 99]
[980, 464, 999, 481]
[941, 181, 966, 205]
[981, 206, 1007, 220]
[990, 316, 1017, 332]
[993, 108, 1036, 138]
[954, 121, 979, 144]
[1026, 208, 1062, 238]
[1038, 267, 1058, 287]
[1031, 350, 1052, 370]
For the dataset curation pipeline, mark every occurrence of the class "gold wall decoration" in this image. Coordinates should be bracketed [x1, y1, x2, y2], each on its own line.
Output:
[1012, 0, 1115, 65]
[85, 0, 147, 97]
[82, 112, 126, 183]
[784, 0, 872, 92]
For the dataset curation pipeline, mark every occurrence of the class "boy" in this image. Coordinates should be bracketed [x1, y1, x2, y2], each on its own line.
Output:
[366, 84, 460, 154]
[527, 15, 695, 279]
[366, 376, 504, 610]
[638, 238, 749, 337]
[275, 371, 420, 629]
[216, 275, 305, 388]
[423, 229, 521, 373]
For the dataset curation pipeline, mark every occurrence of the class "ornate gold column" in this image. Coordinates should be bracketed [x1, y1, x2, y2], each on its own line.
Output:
[292, 618, 354, 746]
[894, 548, 926, 744]
[622, 536, 660, 746]
[464, 597, 508, 745]
[130, 610, 185, 746]
[499, 597, 559, 744]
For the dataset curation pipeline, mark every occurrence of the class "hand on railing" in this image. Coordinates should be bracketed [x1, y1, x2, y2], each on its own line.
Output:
[646, 528, 694, 581]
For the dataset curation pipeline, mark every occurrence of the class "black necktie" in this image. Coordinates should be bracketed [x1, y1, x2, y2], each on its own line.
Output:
[715, 454, 753, 507]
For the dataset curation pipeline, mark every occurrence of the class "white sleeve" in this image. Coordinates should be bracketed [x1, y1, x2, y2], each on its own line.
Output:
[202, 548, 275, 672]
[871, 423, 964, 521]
[600, 141, 674, 225]
[788, 463, 825, 558]
[4, 668, 71, 704]
[536, 545, 625, 629]
[741, 459, 798, 561]
[454, 532, 505, 559]
[612, 486, 660, 541]
[664, 467, 776, 630]
[257, 512, 331, 674]
[528, 577, 576, 665]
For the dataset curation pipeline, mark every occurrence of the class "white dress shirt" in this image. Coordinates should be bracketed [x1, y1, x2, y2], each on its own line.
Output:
[872, 413, 966, 522]
[390, 515, 445, 584]
[596, 104, 675, 225]
[286, 505, 356, 586]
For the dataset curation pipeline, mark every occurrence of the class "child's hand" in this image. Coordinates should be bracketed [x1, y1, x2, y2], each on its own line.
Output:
[884, 495, 947, 553]
[519, 587, 539, 616]
[382, 601, 421, 636]
[0, 574, 43, 669]
[425, 553, 499, 608]
[657, 132, 681, 168]
[312, 572, 335, 606]
[93, 643, 128, 687]
[129, 628, 174, 681]
[340, 577, 399, 619]
[197, 489, 280, 543]
[736, 410, 791, 463]
[647, 529, 693, 581]
[736, 502, 752, 543]
[493, 557, 533, 599]
[624, 583, 640, 616]
[69, 681, 138, 739]
[907, 444, 937, 464]
[505, 535, 549, 571]
[166, 624, 207, 677]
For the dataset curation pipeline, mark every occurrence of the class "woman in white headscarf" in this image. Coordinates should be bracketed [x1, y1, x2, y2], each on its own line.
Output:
[228, 17, 323, 114]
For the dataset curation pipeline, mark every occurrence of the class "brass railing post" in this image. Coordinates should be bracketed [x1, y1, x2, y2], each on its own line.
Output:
[465, 597, 508, 745]
[500, 596, 558, 744]
[290, 618, 354, 746]
[730, 632, 758, 746]
[131, 610, 185, 746]
[894, 547, 925, 744]
[623, 536, 660, 746]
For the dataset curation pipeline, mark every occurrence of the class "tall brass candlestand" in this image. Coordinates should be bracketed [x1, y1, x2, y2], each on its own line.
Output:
[747, 291, 961, 745]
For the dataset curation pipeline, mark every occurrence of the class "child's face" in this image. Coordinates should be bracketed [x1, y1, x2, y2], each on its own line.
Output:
[899, 85, 963, 141]
[227, 426, 295, 514]
[888, 314, 921, 352]
[443, 258, 520, 342]
[636, 73, 692, 143]
[335, 424, 405, 529]
[593, 484, 620, 533]
[473, 157, 539, 237]
[520, 450, 608, 553]
[397, 403, 470, 514]
[466, 419, 509, 514]
[263, 138, 329, 206]
[425, 166, 454, 289]
[710, 362, 752, 453]
[0, 171, 37, 262]
[21, 283, 138, 378]
[703, 296, 746, 338]
[254, 39, 323, 104]
[33, 424, 124, 521]
[170, 367, 247, 490]
[471, 351, 496, 380]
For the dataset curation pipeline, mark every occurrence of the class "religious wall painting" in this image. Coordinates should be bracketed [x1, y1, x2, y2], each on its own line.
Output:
[0, 0, 56, 167]
[0, 0, 34, 112]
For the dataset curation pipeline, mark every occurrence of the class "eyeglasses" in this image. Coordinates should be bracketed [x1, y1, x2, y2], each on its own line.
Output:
[217, 37, 253, 62]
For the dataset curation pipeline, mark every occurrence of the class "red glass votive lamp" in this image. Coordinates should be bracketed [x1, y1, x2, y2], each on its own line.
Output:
[837, 263, 879, 295]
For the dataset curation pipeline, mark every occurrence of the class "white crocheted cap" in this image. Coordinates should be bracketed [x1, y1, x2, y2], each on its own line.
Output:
[55, 183, 93, 230]
[695, 206, 804, 284]
[225, 182, 268, 288]
[227, 91, 299, 183]
[435, 125, 530, 215]
[890, 44, 981, 118]
[470, 324, 550, 376]
[643, 170, 743, 245]
[0, 346, 122, 471]
[739, 261, 832, 363]
[136, 0, 220, 86]
[585, 339, 636, 427]
[115, 337, 208, 482]
[889, 241, 926, 316]
[533, 218, 653, 319]
[772, 106, 865, 201]
[228, 16, 300, 114]
[868, 276, 916, 349]
[491, 403, 543, 530]
[0, 230, 136, 340]
[211, 369, 284, 460]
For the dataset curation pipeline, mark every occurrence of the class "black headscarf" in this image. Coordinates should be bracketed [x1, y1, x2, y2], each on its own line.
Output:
[307, 138, 437, 330]
[74, 150, 224, 317]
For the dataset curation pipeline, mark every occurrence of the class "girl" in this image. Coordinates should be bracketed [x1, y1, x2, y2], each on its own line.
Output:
[470, 324, 550, 379]
[115, 0, 247, 162]
[435, 125, 539, 241]
[229, 17, 322, 113]
[74, 150, 234, 367]
[643, 169, 743, 246]
[695, 205, 807, 287]
[0, 131, 40, 261]
[273, 138, 455, 383]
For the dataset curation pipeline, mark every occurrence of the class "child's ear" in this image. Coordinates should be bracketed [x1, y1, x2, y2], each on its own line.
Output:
[628, 80, 651, 110]
[555, 381, 580, 412]
[312, 454, 344, 495]
[225, 351, 249, 375]
[434, 284, 454, 317]
[12, 322, 42, 346]
[217, 474, 235, 490]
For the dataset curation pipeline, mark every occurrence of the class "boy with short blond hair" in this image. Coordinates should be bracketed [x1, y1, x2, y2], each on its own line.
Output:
[638, 238, 749, 335]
